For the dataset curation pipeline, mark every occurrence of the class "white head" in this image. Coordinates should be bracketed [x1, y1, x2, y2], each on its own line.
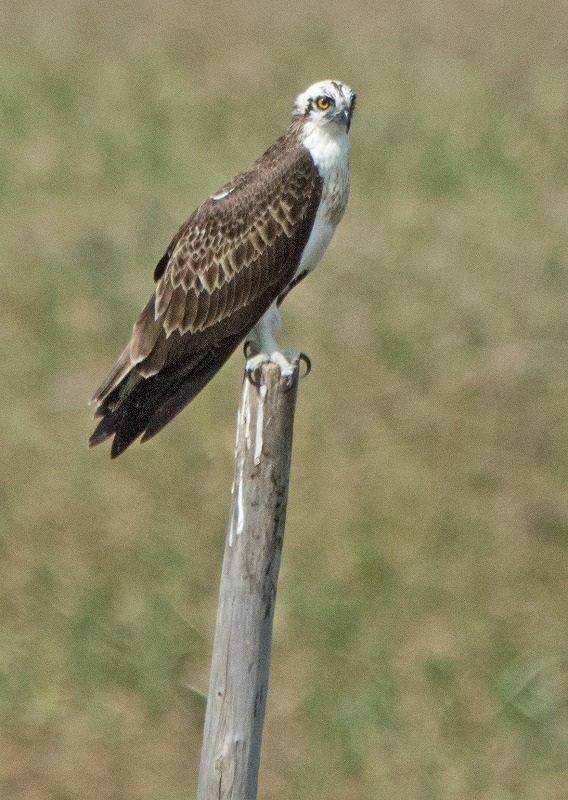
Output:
[293, 80, 356, 133]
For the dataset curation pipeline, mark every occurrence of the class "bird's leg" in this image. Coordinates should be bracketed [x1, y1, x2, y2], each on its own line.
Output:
[244, 303, 311, 383]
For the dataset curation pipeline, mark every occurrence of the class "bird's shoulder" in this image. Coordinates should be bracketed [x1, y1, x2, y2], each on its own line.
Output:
[154, 130, 320, 280]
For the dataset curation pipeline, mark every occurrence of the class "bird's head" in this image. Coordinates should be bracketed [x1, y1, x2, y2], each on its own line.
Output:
[293, 80, 356, 133]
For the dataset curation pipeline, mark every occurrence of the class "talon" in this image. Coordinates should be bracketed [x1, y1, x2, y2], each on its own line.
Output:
[243, 340, 255, 359]
[298, 352, 311, 378]
[245, 366, 262, 388]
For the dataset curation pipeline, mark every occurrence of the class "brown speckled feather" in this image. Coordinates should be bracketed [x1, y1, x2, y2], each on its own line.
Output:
[90, 122, 322, 457]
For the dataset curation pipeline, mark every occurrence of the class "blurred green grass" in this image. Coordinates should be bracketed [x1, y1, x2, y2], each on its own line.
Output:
[1, 0, 568, 797]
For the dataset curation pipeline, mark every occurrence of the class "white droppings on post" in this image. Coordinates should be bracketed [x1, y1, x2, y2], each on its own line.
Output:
[236, 469, 245, 537]
[243, 379, 251, 448]
[230, 447, 245, 545]
[230, 400, 243, 503]
[254, 384, 267, 466]
[234, 395, 243, 453]
[230, 379, 253, 545]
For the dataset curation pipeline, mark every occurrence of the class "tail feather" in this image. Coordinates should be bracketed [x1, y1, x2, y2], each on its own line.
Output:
[90, 343, 133, 409]
[90, 333, 244, 457]
[90, 297, 165, 410]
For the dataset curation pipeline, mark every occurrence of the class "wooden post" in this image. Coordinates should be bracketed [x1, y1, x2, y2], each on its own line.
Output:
[197, 361, 300, 800]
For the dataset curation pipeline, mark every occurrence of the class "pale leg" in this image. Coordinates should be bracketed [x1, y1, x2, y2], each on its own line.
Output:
[246, 302, 306, 378]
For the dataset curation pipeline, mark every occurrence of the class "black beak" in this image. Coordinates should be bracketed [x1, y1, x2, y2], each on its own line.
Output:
[338, 108, 352, 132]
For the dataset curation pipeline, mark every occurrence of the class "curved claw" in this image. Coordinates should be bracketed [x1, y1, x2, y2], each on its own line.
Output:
[245, 366, 262, 388]
[243, 340, 256, 359]
[298, 352, 311, 379]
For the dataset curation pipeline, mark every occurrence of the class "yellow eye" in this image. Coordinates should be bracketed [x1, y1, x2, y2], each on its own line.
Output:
[316, 96, 332, 110]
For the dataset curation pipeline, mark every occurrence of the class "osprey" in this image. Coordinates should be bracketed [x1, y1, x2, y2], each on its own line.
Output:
[90, 80, 355, 457]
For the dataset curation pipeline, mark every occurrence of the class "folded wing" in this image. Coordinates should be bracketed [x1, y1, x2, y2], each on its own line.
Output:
[90, 135, 322, 457]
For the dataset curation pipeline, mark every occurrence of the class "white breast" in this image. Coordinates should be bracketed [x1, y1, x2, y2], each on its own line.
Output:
[296, 121, 350, 278]
[297, 213, 335, 275]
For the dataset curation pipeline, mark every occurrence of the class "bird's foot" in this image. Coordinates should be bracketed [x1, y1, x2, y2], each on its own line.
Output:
[244, 343, 311, 386]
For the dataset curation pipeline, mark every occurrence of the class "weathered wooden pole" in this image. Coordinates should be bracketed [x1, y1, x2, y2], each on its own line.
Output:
[196, 361, 300, 800]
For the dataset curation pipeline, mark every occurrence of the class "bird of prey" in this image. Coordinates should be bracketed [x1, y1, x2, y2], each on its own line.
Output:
[90, 79, 356, 457]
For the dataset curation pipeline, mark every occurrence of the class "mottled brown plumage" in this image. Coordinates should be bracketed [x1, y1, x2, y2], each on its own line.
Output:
[90, 80, 355, 457]
[90, 121, 322, 457]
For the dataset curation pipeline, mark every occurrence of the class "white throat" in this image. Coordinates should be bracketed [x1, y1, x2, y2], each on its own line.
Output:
[300, 120, 349, 179]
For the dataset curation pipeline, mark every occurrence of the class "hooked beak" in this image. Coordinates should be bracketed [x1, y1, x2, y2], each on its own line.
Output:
[335, 106, 352, 132]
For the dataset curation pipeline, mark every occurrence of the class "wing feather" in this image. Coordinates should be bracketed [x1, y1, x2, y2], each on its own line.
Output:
[193, 290, 211, 330]
[130, 298, 162, 363]
[204, 286, 221, 328]
[90, 128, 323, 454]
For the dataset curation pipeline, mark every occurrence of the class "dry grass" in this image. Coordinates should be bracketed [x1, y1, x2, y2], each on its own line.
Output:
[1, 0, 568, 797]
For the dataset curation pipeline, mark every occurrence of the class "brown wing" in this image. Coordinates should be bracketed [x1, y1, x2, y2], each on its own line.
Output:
[90, 131, 322, 457]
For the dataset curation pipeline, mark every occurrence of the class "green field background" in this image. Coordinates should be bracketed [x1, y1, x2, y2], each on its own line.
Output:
[1, 1, 568, 797]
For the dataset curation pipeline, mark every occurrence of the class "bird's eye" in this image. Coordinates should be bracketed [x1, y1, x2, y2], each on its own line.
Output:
[315, 96, 332, 110]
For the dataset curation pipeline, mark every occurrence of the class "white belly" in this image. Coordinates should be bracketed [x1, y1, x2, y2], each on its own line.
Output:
[295, 212, 335, 278]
